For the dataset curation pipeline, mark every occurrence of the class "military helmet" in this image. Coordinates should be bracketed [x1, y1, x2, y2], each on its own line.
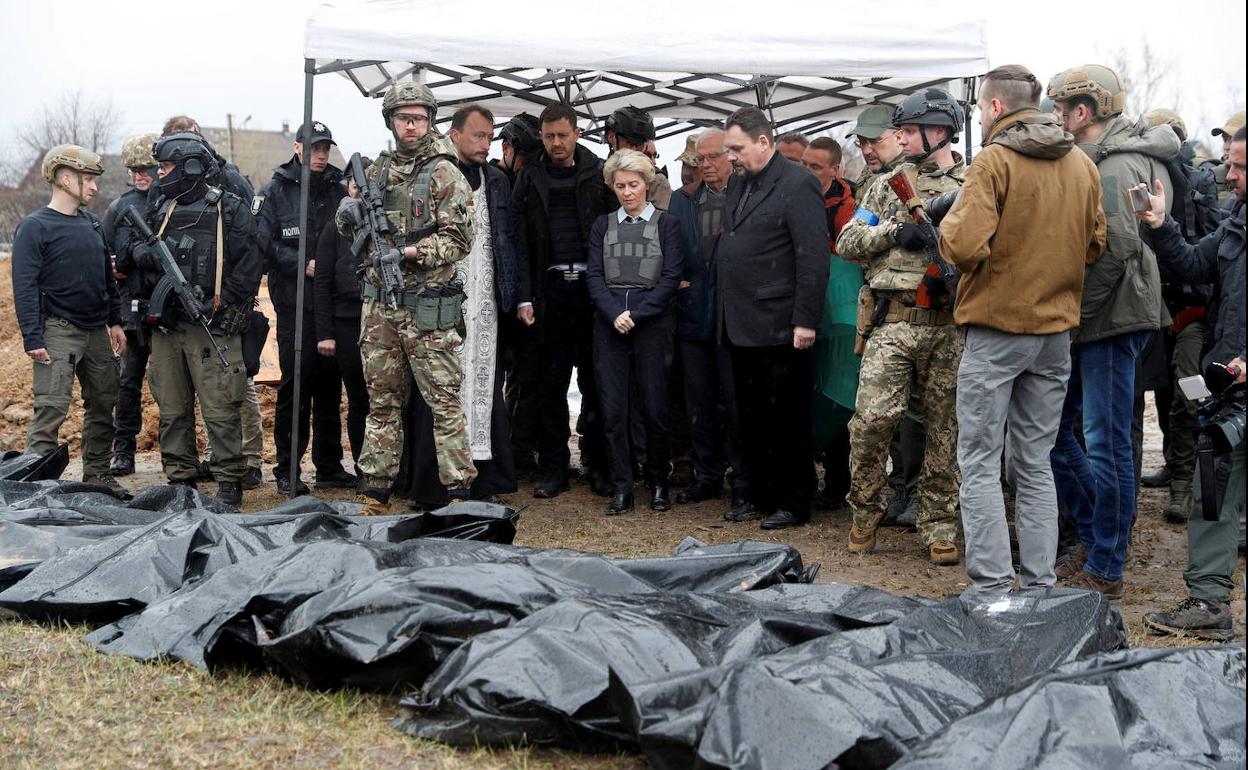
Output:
[1143, 108, 1188, 143]
[154, 131, 217, 199]
[891, 88, 964, 134]
[41, 144, 105, 183]
[121, 132, 160, 170]
[500, 112, 542, 155]
[381, 82, 438, 128]
[605, 105, 656, 143]
[1046, 65, 1126, 120]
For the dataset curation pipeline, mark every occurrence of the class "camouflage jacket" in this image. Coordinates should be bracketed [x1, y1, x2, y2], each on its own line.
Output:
[349, 132, 474, 291]
[837, 153, 965, 292]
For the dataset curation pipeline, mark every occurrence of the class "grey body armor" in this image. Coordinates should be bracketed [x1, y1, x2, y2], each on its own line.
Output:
[603, 212, 663, 289]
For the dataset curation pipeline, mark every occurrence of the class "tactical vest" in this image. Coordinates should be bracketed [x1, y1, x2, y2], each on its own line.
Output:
[603, 213, 664, 289]
[379, 154, 446, 256]
[696, 188, 727, 270]
[151, 187, 223, 301]
[865, 159, 964, 292]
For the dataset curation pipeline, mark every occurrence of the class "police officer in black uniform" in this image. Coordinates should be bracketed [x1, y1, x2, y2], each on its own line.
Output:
[256, 120, 355, 494]
[114, 132, 261, 505]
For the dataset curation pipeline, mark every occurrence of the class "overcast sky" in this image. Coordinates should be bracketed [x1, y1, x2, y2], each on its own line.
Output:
[1, 0, 1243, 174]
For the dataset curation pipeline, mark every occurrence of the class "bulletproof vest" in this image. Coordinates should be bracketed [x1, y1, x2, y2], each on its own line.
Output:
[866, 159, 964, 292]
[696, 187, 728, 270]
[603, 213, 664, 288]
[378, 154, 443, 259]
[151, 187, 223, 300]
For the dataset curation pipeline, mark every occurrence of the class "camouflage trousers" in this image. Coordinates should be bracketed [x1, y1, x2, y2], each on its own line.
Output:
[849, 320, 962, 544]
[357, 298, 477, 489]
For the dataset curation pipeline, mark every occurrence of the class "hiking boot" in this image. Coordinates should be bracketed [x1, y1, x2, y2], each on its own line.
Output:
[353, 492, 393, 517]
[82, 474, 132, 500]
[1143, 597, 1234, 641]
[848, 523, 877, 554]
[895, 496, 918, 529]
[1065, 569, 1124, 601]
[1141, 466, 1172, 488]
[197, 460, 215, 481]
[275, 474, 311, 496]
[1162, 480, 1192, 524]
[1054, 543, 1089, 580]
[216, 481, 243, 507]
[242, 467, 263, 490]
[929, 540, 960, 565]
[109, 453, 135, 477]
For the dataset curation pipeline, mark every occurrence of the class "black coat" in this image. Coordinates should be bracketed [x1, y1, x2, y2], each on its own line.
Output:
[715, 152, 828, 347]
[586, 211, 683, 324]
[510, 143, 616, 304]
[256, 157, 344, 311]
[313, 214, 361, 342]
[101, 186, 151, 331]
[1145, 202, 1246, 369]
[478, 161, 519, 314]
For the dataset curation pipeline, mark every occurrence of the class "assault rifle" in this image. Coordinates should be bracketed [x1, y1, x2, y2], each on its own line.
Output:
[346, 152, 403, 308]
[885, 171, 960, 310]
[122, 205, 230, 369]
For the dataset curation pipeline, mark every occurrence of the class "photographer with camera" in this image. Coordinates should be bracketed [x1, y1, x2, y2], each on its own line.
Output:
[1134, 126, 1245, 641]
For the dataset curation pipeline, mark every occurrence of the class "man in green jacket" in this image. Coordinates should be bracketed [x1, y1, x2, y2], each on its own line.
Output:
[1047, 64, 1180, 599]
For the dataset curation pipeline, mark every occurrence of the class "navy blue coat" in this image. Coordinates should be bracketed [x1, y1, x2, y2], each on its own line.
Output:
[668, 179, 736, 341]
[480, 161, 519, 314]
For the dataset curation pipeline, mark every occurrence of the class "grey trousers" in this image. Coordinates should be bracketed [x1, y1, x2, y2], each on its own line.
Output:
[957, 326, 1071, 596]
[1187, 443, 1245, 603]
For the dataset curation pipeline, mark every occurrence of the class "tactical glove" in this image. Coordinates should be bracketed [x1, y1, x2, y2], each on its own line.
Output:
[895, 221, 937, 251]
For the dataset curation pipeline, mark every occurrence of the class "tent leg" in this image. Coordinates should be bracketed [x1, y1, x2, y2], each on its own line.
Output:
[964, 76, 976, 164]
[288, 59, 316, 499]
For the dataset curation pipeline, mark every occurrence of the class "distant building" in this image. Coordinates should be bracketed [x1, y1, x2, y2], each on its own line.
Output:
[200, 122, 347, 188]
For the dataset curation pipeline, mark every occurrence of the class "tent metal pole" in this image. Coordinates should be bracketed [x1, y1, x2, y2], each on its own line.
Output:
[288, 58, 316, 499]
[963, 76, 976, 164]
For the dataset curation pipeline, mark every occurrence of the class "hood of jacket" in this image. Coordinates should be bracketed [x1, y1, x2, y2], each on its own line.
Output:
[1082, 115, 1181, 165]
[987, 109, 1075, 160]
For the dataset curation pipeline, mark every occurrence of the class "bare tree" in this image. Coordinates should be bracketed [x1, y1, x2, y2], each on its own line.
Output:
[17, 88, 123, 157]
[1101, 36, 1181, 118]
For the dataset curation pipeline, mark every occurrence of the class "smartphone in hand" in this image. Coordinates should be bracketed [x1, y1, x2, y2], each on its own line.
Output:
[1129, 186, 1151, 214]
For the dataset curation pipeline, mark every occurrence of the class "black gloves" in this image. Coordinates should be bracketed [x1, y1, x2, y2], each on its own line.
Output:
[895, 222, 937, 252]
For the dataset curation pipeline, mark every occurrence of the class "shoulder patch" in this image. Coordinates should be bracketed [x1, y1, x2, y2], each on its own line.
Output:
[251, 195, 265, 216]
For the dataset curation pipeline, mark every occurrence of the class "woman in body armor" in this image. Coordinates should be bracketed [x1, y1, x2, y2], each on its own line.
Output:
[586, 149, 683, 515]
[115, 132, 261, 505]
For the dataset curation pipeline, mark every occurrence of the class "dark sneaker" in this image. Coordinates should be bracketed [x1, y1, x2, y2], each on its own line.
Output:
[534, 475, 570, 499]
[242, 467, 263, 490]
[109, 453, 135, 477]
[82, 474, 132, 500]
[197, 460, 215, 481]
[677, 480, 723, 504]
[1141, 466, 1172, 488]
[895, 496, 918, 529]
[760, 510, 808, 529]
[275, 474, 310, 496]
[1143, 597, 1234, 641]
[216, 481, 243, 507]
[880, 489, 910, 527]
[723, 500, 762, 522]
[315, 468, 359, 489]
[1065, 570, 1124, 601]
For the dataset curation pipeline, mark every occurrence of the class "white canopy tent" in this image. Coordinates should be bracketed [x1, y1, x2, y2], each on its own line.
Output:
[279, 0, 990, 495]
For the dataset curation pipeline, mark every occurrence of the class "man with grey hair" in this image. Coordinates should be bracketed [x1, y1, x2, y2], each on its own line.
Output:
[669, 128, 751, 516]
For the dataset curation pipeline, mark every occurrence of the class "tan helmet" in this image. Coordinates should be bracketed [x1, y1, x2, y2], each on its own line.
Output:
[381, 81, 438, 128]
[1143, 108, 1188, 142]
[41, 144, 105, 183]
[1046, 65, 1126, 120]
[121, 132, 160, 169]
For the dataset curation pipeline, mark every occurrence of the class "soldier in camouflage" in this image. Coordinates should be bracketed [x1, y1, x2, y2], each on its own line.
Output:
[339, 82, 477, 515]
[836, 88, 967, 565]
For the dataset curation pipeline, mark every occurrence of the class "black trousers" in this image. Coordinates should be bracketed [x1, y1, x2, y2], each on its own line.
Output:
[728, 342, 814, 517]
[112, 329, 150, 457]
[333, 314, 369, 467]
[822, 428, 851, 496]
[274, 305, 343, 477]
[534, 276, 606, 477]
[594, 311, 675, 492]
[679, 337, 747, 492]
[501, 314, 541, 471]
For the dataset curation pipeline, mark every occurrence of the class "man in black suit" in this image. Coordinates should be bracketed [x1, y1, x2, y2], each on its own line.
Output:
[717, 107, 829, 529]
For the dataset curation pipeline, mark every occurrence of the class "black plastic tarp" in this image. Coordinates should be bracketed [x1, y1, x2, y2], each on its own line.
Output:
[396, 589, 1127, 768]
[83, 537, 814, 689]
[893, 646, 1246, 770]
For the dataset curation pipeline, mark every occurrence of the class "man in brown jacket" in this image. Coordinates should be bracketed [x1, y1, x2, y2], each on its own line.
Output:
[939, 64, 1107, 597]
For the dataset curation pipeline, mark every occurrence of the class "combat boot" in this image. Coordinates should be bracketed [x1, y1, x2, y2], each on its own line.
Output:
[848, 523, 877, 554]
[216, 481, 243, 507]
[82, 474, 132, 500]
[354, 490, 393, 517]
[1143, 597, 1234, 641]
[1162, 480, 1192, 524]
[929, 540, 959, 566]
[109, 452, 135, 477]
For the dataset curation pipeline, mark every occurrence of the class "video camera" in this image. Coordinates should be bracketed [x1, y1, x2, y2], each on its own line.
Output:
[1179, 362, 1245, 521]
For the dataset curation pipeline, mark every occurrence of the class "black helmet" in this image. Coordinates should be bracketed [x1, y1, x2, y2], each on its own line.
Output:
[891, 88, 964, 161]
[605, 105, 656, 144]
[500, 112, 542, 156]
[154, 131, 217, 200]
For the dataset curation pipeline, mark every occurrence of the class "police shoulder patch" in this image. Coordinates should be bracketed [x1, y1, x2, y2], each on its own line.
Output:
[251, 195, 265, 216]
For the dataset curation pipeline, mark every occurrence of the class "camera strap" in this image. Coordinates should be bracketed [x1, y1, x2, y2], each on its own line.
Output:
[1196, 433, 1221, 522]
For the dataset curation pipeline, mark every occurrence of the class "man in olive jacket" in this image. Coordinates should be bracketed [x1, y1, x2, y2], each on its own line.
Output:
[939, 65, 1107, 597]
[1046, 64, 1180, 599]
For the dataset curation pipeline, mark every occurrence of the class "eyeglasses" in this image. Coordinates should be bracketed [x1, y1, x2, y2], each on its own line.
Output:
[392, 113, 430, 127]
[696, 151, 725, 163]
[855, 131, 896, 149]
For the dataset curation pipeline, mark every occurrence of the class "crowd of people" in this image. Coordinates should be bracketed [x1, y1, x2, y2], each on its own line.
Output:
[10, 61, 1245, 641]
